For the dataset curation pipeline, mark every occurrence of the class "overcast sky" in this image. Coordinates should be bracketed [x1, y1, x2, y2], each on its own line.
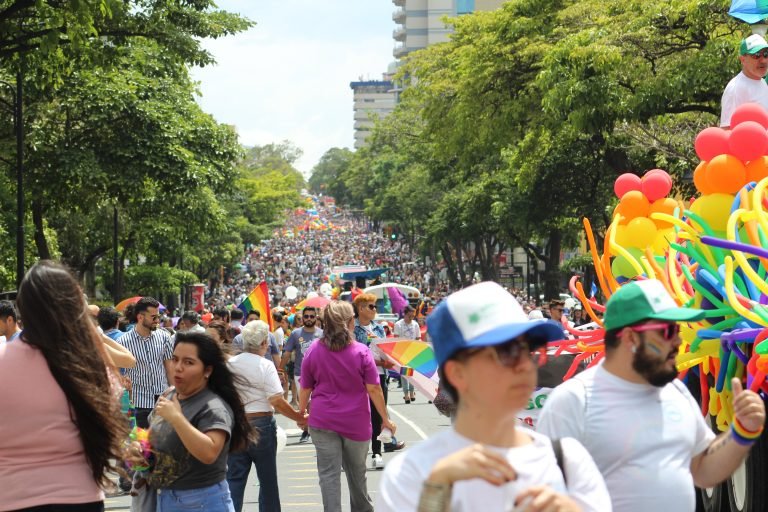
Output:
[190, 1, 395, 176]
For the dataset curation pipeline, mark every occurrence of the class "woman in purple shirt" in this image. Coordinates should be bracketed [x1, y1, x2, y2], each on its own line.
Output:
[299, 301, 397, 512]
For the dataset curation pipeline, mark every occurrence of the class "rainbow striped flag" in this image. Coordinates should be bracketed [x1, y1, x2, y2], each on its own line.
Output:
[237, 281, 273, 330]
[400, 366, 414, 376]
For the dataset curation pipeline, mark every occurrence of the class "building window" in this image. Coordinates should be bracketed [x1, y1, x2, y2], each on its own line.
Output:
[457, 0, 474, 14]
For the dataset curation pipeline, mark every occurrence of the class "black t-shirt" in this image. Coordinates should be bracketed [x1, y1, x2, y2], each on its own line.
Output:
[147, 387, 233, 490]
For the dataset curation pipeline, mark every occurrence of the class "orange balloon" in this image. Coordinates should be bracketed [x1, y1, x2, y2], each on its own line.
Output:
[706, 154, 746, 194]
[746, 156, 768, 185]
[693, 161, 713, 194]
[615, 190, 650, 221]
[649, 197, 678, 228]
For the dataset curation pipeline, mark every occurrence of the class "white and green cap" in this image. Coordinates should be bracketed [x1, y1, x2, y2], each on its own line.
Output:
[604, 280, 705, 331]
[741, 34, 768, 55]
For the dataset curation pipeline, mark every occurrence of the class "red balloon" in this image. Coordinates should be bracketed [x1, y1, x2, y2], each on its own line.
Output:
[641, 172, 672, 202]
[695, 127, 730, 161]
[645, 168, 672, 188]
[614, 173, 641, 199]
[731, 102, 768, 129]
[728, 121, 768, 162]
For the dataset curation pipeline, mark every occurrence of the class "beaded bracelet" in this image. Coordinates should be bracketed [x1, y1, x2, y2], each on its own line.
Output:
[731, 418, 763, 446]
[417, 481, 452, 512]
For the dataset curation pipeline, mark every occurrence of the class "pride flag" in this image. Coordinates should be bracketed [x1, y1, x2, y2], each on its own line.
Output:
[237, 281, 273, 330]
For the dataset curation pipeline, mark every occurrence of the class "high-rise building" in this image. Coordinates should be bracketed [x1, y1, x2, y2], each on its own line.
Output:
[349, 77, 397, 149]
[392, 0, 506, 60]
[350, 1, 506, 148]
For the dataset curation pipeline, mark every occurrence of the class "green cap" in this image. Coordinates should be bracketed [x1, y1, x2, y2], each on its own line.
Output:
[604, 280, 705, 331]
[740, 34, 768, 56]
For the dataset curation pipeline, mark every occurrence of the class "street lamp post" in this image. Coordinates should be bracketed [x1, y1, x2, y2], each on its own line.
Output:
[15, 70, 23, 288]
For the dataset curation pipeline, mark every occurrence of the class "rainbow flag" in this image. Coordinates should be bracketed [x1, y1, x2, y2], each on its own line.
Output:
[400, 366, 414, 376]
[237, 281, 273, 330]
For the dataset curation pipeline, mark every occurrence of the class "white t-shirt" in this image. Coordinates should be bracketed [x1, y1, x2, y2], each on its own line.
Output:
[393, 319, 420, 340]
[720, 72, 768, 127]
[228, 352, 283, 413]
[273, 327, 284, 351]
[536, 362, 715, 512]
[376, 428, 610, 512]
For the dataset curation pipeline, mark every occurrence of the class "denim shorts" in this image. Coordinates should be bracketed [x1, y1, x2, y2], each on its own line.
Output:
[157, 480, 235, 511]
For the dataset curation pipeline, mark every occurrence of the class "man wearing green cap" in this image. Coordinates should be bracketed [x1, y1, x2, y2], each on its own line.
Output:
[538, 279, 765, 512]
[721, 34, 768, 128]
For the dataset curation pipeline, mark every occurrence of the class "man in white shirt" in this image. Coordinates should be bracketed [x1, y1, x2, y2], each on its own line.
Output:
[377, 282, 611, 512]
[721, 34, 768, 128]
[393, 305, 420, 403]
[537, 280, 766, 512]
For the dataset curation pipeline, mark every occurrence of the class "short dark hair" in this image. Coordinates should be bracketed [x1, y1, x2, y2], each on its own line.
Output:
[230, 309, 244, 321]
[0, 300, 17, 321]
[549, 299, 565, 309]
[247, 310, 260, 319]
[213, 307, 229, 321]
[604, 328, 621, 350]
[302, 307, 316, 316]
[97, 306, 119, 331]
[403, 305, 415, 314]
[134, 297, 160, 316]
[181, 310, 200, 324]
[273, 312, 283, 323]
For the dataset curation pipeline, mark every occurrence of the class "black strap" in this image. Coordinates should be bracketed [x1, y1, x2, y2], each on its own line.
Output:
[551, 438, 567, 486]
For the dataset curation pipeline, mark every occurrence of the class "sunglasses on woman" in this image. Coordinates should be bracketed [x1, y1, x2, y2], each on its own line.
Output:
[464, 337, 547, 368]
[619, 322, 679, 341]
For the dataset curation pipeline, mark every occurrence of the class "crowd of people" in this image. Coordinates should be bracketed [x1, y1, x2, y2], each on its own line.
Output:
[206, 205, 453, 311]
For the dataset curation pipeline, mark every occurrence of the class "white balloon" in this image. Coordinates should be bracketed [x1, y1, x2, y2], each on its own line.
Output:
[285, 286, 298, 300]
[276, 426, 287, 454]
[319, 283, 332, 297]
[306, 291, 319, 299]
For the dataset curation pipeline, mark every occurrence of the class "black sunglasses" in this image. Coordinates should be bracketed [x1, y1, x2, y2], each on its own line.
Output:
[750, 50, 768, 59]
[366, 304, 377, 311]
[303, 314, 316, 319]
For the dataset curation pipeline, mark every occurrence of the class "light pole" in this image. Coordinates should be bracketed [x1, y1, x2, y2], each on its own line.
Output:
[15, 70, 23, 288]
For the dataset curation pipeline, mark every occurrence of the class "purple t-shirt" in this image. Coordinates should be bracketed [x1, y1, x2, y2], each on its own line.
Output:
[300, 340, 380, 441]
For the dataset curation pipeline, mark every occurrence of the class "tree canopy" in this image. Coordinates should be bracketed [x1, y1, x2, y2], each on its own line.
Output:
[310, 0, 743, 299]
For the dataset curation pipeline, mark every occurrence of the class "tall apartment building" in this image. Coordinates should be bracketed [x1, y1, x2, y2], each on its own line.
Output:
[393, 0, 506, 60]
[349, 77, 397, 149]
[350, 1, 506, 148]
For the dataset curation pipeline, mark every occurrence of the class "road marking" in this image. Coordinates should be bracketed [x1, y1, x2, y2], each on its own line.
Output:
[388, 406, 428, 440]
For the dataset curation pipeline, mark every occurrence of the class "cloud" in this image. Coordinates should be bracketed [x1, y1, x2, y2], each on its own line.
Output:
[190, 1, 395, 175]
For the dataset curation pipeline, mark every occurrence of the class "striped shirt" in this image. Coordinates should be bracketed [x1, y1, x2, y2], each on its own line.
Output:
[117, 328, 174, 408]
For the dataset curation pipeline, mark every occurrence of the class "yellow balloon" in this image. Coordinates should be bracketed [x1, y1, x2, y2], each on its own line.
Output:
[651, 227, 675, 254]
[689, 193, 734, 232]
[623, 217, 657, 249]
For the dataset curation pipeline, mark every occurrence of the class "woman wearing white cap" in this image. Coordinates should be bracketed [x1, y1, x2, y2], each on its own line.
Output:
[376, 282, 610, 512]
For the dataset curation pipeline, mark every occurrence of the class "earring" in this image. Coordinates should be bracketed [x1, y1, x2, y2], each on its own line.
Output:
[631, 346, 637, 354]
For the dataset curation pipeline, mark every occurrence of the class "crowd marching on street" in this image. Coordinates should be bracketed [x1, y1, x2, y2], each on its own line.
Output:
[0, 195, 764, 512]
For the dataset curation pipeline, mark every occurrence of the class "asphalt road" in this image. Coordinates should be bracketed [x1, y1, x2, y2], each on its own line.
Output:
[105, 381, 449, 511]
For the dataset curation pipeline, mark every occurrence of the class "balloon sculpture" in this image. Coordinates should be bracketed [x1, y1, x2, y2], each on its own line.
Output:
[555, 102, 768, 433]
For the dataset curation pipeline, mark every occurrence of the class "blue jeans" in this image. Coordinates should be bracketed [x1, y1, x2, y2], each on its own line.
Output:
[226, 416, 280, 512]
[157, 481, 234, 512]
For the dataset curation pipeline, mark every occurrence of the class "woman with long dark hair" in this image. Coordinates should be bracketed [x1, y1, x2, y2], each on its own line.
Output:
[135, 331, 253, 511]
[299, 301, 397, 512]
[0, 260, 128, 511]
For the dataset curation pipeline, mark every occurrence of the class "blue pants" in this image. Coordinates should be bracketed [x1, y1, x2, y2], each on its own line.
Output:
[226, 416, 280, 512]
[157, 481, 234, 512]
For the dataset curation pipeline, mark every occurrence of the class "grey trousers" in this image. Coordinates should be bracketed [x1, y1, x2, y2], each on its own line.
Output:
[309, 427, 374, 512]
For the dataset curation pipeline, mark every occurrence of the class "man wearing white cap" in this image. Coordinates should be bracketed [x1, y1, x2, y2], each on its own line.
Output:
[376, 282, 610, 512]
[538, 279, 766, 512]
[721, 34, 768, 128]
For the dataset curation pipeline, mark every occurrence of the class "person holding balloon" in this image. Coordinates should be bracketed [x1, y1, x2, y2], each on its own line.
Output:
[721, 34, 768, 129]
[538, 280, 766, 512]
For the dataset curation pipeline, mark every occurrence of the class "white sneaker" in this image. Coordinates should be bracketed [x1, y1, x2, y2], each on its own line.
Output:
[371, 454, 384, 470]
